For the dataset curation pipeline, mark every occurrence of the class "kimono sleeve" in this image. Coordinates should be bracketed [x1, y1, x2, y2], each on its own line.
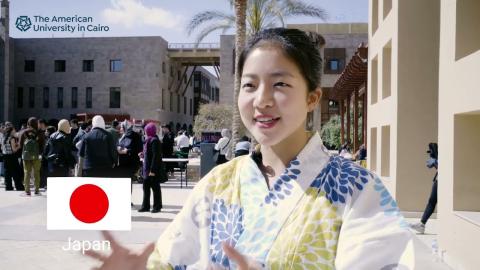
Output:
[147, 177, 213, 269]
[335, 174, 415, 270]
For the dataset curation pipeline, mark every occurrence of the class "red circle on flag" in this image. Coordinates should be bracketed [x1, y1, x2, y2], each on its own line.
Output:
[69, 184, 109, 224]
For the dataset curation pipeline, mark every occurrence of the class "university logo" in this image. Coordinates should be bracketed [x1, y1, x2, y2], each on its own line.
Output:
[47, 177, 131, 231]
[15, 16, 32, 32]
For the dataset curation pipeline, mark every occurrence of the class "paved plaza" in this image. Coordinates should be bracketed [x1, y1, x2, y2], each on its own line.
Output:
[0, 162, 452, 270]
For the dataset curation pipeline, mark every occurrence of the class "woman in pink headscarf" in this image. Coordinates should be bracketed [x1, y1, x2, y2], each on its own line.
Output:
[138, 123, 163, 213]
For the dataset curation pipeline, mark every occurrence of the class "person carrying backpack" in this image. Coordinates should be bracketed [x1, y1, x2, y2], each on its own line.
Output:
[20, 117, 45, 195]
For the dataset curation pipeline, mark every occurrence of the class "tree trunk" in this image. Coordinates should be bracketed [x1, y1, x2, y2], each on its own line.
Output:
[231, 0, 247, 153]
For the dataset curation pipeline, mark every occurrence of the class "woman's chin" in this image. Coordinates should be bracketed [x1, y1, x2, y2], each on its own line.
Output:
[251, 132, 282, 147]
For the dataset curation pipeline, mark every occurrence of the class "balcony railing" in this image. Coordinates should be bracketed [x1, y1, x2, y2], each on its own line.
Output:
[168, 43, 220, 50]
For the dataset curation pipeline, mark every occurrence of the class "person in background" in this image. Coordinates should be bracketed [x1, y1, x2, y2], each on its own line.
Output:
[38, 119, 47, 133]
[175, 130, 190, 155]
[73, 120, 92, 148]
[20, 117, 45, 196]
[69, 119, 79, 142]
[117, 120, 143, 206]
[1, 122, 24, 191]
[214, 128, 232, 164]
[44, 119, 75, 177]
[354, 144, 367, 168]
[410, 143, 438, 234]
[73, 120, 92, 177]
[79, 115, 116, 177]
[234, 135, 251, 157]
[138, 123, 163, 213]
[37, 119, 48, 189]
[107, 120, 121, 146]
[161, 124, 175, 176]
[40, 126, 57, 189]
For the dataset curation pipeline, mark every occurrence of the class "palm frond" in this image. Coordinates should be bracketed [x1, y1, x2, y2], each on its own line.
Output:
[281, 0, 328, 20]
[194, 22, 233, 45]
[186, 11, 235, 36]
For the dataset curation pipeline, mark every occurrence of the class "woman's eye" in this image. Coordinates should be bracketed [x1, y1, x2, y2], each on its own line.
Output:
[242, 83, 255, 89]
[274, 82, 290, 87]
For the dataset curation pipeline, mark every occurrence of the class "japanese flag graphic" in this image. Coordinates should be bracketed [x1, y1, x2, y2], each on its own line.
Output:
[47, 177, 131, 230]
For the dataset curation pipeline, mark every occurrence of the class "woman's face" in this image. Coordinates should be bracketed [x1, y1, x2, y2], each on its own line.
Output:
[238, 46, 320, 146]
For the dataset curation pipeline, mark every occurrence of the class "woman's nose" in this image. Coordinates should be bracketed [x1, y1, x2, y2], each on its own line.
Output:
[253, 84, 274, 108]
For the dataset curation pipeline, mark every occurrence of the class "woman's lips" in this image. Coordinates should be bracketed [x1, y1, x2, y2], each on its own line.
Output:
[254, 116, 280, 129]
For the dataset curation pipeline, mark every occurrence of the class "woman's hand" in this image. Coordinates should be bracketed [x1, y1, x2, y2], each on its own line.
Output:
[85, 231, 155, 270]
[222, 242, 263, 270]
[148, 172, 156, 177]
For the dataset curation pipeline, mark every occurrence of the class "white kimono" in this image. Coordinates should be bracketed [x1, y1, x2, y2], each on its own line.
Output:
[147, 133, 415, 269]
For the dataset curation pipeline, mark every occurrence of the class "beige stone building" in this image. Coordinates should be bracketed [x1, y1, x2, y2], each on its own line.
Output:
[368, 0, 480, 268]
[367, 0, 439, 211]
[437, 0, 480, 268]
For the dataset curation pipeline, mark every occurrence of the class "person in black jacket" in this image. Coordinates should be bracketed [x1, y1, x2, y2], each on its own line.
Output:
[79, 115, 116, 177]
[44, 119, 75, 177]
[138, 123, 163, 213]
[161, 124, 175, 175]
[117, 120, 143, 180]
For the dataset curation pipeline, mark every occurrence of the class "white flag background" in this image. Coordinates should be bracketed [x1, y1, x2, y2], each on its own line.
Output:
[47, 177, 131, 230]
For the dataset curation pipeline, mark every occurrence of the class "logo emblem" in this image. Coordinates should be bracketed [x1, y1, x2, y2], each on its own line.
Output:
[15, 16, 32, 32]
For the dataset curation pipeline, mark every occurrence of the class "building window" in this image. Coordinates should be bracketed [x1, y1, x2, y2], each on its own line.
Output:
[190, 98, 193, 115]
[54, 60, 66, 72]
[43, 87, 49, 108]
[161, 89, 165, 110]
[177, 94, 181, 113]
[216, 88, 219, 103]
[162, 62, 166, 74]
[71, 87, 78, 108]
[86, 87, 92, 108]
[169, 92, 173, 112]
[83, 60, 94, 72]
[17, 87, 23, 108]
[177, 70, 181, 81]
[57, 87, 64, 108]
[109, 87, 121, 108]
[170, 65, 174, 77]
[24, 60, 35, 72]
[28, 87, 35, 108]
[324, 48, 346, 74]
[184, 97, 187, 114]
[110, 59, 122, 72]
[184, 75, 187, 84]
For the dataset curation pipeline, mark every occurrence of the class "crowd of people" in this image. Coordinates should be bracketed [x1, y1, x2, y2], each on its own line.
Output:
[0, 116, 201, 213]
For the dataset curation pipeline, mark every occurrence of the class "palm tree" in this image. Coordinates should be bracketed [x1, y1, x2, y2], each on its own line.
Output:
[186, 0, 328, 44]
[231, 0, 247, 153]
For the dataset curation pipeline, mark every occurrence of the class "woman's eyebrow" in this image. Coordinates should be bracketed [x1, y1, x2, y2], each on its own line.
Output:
[270, 71, 294, 78]
[242, 71, 294, 79]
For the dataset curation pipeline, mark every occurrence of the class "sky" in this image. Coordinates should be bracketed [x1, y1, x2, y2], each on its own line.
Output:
[10, 0, 368, 43]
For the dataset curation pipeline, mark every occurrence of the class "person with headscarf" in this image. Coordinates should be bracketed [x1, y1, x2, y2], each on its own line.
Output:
[214, 128, 232, 164]
[79, 115, 116, 177]
[44, 119, 75, 177]
[20, 117, 46, 195]
[117, 120, 143, 180]
[138, 123, 163, 213]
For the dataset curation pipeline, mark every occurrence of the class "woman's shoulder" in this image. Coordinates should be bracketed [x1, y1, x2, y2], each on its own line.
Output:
[197, 155, 249, 195]
[310, 155, 374, 204]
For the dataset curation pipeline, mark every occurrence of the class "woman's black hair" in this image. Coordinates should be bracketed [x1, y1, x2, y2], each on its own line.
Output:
[237, 27, 324, 92]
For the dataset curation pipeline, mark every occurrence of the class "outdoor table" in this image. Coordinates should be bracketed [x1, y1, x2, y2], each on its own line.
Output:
[162, 158, 189, 188]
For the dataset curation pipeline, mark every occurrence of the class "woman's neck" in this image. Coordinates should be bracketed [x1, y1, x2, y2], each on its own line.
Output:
[260, 128, 311, 181]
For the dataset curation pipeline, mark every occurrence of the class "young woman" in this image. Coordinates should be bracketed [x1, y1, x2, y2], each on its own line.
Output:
[1, 123, 24, 191]
[214, 129, 232, 164]
[138, 123, 163, 213]
[87, 28, 413, 270]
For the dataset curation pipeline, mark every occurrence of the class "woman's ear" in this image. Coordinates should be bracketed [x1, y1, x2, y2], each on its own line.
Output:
[307, 88, 322, 112]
